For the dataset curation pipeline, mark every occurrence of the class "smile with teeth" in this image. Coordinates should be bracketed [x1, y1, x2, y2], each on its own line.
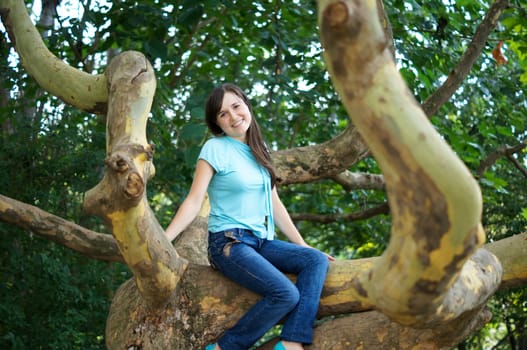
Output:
[232, 119, 244, 128]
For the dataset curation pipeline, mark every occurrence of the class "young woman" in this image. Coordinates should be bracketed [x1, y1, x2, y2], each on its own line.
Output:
[165, 83, 333, 350]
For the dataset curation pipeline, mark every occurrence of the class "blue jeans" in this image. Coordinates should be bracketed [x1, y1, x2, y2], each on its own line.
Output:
[208, 228, 329, 350]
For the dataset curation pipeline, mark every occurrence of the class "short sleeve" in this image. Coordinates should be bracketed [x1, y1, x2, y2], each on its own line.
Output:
[198, 138, 225, 173]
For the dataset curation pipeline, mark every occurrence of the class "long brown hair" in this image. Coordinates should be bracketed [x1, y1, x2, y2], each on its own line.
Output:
[205, 83, 279, 187]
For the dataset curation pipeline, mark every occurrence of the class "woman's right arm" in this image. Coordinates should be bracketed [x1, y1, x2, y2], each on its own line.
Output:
[165, 159, 215, 242]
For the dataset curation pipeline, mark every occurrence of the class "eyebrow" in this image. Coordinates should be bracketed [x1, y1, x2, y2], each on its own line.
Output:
[218, 99, 242, 115]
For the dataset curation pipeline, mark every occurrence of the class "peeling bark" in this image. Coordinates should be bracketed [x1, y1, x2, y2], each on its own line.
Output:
[318, 0, 501, 326]
[0, 194, 123, 262]
[272, 125, 369, 185]
[309, 306, 492, 350]
[82, 51, 187, 309]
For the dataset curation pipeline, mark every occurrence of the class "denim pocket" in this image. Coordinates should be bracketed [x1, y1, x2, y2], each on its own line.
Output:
[222, 230, 241, 257]
[208, 230, 241, 268]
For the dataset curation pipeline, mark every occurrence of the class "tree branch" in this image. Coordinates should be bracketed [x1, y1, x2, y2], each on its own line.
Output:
[0, 0, 108, 114]
[0, 194, 123, 262]
[421, 0, 511, 117]
[106, 233, 524, 349]
[272, 125, 370, 185]
[82, 51, 188, 309]
[477, 141, 527, 178]
[331, 170, 385, 191]
[318, 0, 500, 326]
[290, 202, 389, 223]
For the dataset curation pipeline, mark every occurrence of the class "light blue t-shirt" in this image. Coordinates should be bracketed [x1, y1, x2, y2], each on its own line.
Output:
[198, 136, 275, 240]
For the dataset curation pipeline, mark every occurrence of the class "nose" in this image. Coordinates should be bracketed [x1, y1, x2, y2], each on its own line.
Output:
[227, 108, 239, 119]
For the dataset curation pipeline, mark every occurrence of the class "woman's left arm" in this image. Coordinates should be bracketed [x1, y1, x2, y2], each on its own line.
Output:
[272, 187, 335, 261]
[271, 187, 309, 246]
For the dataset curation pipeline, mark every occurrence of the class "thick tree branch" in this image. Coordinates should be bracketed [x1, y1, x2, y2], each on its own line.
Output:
[0, 194, 123, 262]
[272, 125, 369, 185]
[83, 51, 188, 309]
[0, 0, 108, 114]
[421, 0, 511, 117]
[318, 0, 500, 326]
[106, 232, 525, 349]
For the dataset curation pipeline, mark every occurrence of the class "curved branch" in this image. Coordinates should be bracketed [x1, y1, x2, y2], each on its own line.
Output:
[0, 0, 108, 114]
[272, 125, 370, 185]
[0, 194, 123, 262]
[422, 0, 511, 117]
[83, 51, 188, 309]
[318, 0, 500, 326]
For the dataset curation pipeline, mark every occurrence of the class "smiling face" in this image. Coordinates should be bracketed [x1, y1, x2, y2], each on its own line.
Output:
[215, 91, 253, 143]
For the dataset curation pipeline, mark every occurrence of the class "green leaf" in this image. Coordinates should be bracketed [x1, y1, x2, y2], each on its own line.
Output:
[521, 208, 527, 220]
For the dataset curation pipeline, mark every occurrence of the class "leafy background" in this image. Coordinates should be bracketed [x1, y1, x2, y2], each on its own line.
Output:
[1, 0, 526, 349]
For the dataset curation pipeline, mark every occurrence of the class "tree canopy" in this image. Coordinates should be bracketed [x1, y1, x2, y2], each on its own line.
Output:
[1, 0, 526, 349]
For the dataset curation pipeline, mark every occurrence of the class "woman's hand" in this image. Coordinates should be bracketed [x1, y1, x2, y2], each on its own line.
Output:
[300, 242, 335, 261]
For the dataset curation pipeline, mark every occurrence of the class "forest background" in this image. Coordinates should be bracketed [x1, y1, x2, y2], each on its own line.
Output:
[0, 0, 526, 349]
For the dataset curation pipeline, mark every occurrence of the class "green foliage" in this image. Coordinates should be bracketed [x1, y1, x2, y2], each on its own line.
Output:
[1, 0, 526, 348]
[455, 287, 527, 350]
[0, 229, 130, 350]
[0, 41, 128, 347]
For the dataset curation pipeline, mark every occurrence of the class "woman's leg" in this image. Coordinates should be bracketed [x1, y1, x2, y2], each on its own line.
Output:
[259, 240, 329, 345]
[208, 230, 300, 350]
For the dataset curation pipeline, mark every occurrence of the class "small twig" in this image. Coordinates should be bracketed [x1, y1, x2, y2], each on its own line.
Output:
[290, 202, 389, 224]
[422, 0, 511, 117]
[476, 141, 527, 178]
